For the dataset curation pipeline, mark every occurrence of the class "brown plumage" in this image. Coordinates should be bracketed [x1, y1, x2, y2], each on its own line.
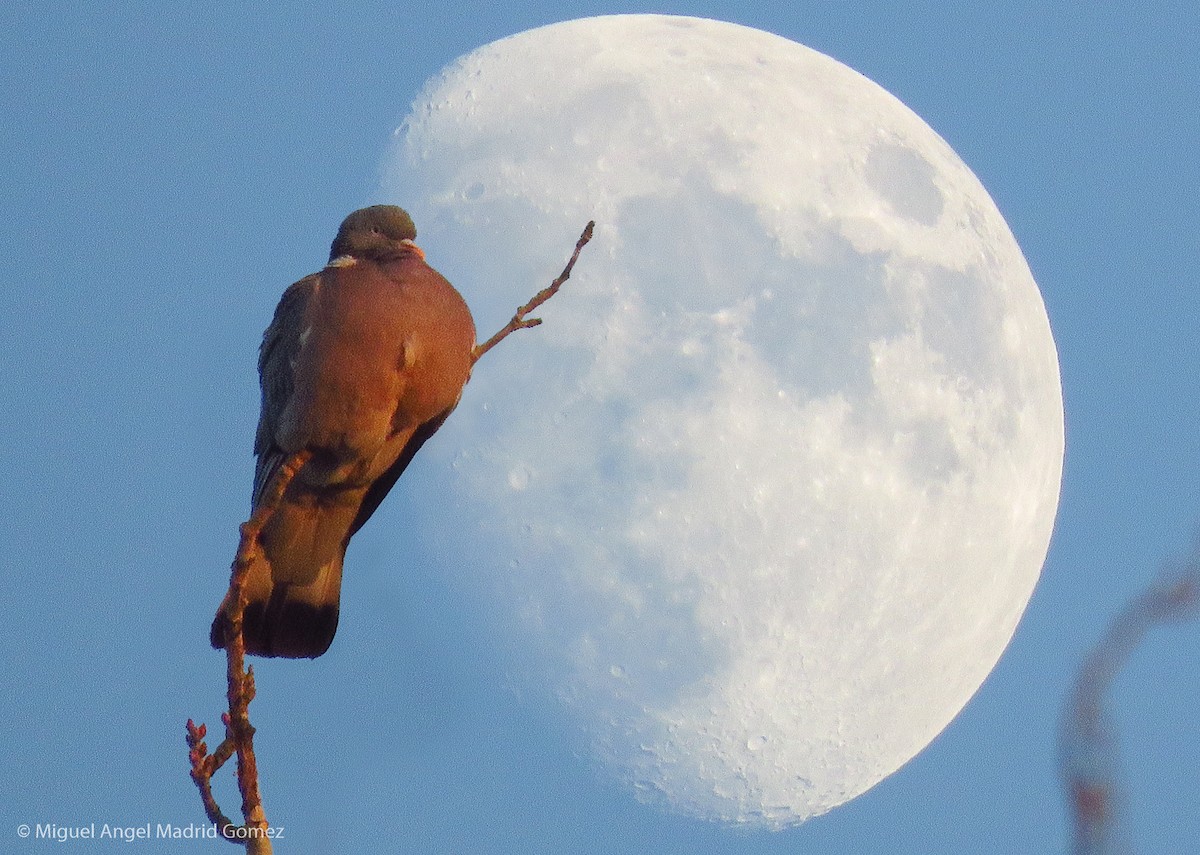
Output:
[211, 206, 475, 658]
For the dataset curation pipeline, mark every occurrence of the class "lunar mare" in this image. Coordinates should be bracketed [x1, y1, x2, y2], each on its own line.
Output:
[382, 15, 1063, 827]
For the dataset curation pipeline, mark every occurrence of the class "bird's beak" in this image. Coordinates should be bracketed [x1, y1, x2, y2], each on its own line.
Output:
[400, 238, 425, 260]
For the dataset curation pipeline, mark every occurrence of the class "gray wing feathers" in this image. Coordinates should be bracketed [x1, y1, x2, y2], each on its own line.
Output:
[252, 275, 319, 506]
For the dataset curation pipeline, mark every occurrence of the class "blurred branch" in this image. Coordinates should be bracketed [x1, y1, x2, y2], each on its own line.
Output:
[187, 449, 312, 853]
[1060, 548, 1200, 854]
[472, 221, 595, 364]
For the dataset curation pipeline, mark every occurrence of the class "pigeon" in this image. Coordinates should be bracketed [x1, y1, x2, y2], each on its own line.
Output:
[211, 205, 476, 658]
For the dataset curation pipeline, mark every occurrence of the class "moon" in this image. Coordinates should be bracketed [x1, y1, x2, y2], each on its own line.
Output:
[381, 15, 1063, 828]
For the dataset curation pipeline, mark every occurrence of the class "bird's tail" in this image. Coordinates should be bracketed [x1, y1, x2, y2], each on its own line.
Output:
[210, 496, 351, 659]
[210, 552, 344, 659]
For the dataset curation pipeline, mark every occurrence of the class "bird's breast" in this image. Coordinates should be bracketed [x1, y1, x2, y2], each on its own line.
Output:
[280, 262, 474, 467]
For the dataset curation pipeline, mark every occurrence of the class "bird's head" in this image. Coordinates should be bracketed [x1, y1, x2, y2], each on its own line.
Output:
[328, 205, 424, 263]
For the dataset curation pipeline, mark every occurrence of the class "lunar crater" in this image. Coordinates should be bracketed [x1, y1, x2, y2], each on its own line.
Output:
[866, 140, 945, 225]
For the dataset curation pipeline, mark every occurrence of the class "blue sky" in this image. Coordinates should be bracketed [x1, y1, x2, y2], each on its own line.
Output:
[2, 2, 1197, 853]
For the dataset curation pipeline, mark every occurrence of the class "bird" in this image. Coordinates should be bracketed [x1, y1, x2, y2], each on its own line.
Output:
[211, 205, 476, 658]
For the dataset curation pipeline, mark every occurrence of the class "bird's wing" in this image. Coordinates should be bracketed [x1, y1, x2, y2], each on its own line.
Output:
[346, 403, 458, 538]
[252, 274, 320, 507]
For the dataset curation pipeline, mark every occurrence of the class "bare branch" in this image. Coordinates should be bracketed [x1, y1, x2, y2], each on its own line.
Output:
[1060, 549, 1200, 854]
[186, 720, 237, 838]
[472, 221, 595, 364]
[188, 449, 312, 852]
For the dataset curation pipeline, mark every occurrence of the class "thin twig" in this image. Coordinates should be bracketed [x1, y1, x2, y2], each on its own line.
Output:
[472, 221, 595, 364]
[188, 449, 312, 852]
[1060, 553, 1200, 854]
[187, 720, 237, 837]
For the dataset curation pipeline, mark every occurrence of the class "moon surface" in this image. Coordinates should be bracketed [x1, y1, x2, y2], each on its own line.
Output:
[381, 15, 1063, 828]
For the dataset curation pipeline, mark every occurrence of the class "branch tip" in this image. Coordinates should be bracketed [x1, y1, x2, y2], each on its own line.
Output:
[472, 220, 595, 364]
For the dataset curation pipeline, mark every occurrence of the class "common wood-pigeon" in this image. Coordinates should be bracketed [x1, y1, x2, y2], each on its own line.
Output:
[211, 205, 476, 658]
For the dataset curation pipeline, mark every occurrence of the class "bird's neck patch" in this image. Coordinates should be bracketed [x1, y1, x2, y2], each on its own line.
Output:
[327, 255, 358, 268]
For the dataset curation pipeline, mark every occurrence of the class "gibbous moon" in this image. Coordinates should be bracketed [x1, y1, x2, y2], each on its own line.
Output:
[382, 15, 1063, 827]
